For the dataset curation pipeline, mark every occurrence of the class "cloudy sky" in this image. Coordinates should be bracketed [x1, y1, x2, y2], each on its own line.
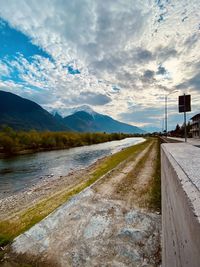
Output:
[0, 0, 200, 131]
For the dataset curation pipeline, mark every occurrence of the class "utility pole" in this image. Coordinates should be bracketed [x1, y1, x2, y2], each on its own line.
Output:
[184, 94, 187, 142]
[165, 95, 167, 137]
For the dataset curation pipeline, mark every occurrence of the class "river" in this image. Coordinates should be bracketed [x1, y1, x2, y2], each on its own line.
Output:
[0, 137, 145, 197]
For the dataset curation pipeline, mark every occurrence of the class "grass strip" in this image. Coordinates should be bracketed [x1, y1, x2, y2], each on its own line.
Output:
[114, 138, 161, 211]
[0, 138, 152, 246]
[148, 138, 161, 211]
[115, 140, 155, 196]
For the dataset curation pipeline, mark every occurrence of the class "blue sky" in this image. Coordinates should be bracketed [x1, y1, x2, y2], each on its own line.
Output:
[0, 0, 200, 131]
[0, 19, 48, 59]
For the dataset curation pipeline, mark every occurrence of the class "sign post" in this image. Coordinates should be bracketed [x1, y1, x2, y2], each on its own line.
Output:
[178, 94, 191, 142]
[184, 102, 187, 142]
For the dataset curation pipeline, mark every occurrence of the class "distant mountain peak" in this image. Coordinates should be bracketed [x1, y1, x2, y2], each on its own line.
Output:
[63, 106, 145, 134]
[51, 110, 63, 117]
[53, 111, 64, 123]
[64, 105, 97, 117]
[73, 105, 96, 115]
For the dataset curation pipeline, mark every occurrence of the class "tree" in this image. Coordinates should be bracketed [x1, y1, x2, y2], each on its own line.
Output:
[0, 135, 16, 154]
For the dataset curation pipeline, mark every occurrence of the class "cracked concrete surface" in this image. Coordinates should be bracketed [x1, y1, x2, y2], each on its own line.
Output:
[12, 189, 161, 266]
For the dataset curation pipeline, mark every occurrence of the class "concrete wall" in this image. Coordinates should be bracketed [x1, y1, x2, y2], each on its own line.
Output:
[161, 143, 200, 267]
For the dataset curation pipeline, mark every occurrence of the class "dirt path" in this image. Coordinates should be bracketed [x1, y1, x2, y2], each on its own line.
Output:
[93, 141, 153, 199]
[126, 141, 157, 209]
[2, 139, 161, 267]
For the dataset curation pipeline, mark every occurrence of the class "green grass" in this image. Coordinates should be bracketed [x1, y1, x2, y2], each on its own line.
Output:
[148, 138, 161, 211]
[0, 235, 11, 246]
[114, 138, 161, 211]
[115, 140, 154, 196]
[0, 138, 152, 246]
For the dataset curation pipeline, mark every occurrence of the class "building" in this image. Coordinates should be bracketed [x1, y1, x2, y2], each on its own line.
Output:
[190, 113, 200, 138]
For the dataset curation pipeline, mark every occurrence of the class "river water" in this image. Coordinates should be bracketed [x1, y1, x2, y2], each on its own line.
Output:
[0, 137, 144, 197]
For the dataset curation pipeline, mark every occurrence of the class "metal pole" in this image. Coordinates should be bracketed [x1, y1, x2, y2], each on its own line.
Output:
[165, 95, 167, 137]
[184, 111, 187, 142]
[199, 121, 200, 139]
[184, 94, 187, 142]
[164, 89, 178, 138]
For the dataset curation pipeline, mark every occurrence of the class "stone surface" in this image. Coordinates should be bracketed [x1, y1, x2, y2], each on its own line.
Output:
[161, 143, 200, 267]
[11, 188, 161, 266]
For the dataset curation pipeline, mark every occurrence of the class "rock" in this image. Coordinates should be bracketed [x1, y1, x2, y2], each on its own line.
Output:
[119, 228, 146, 243]
[84, 215, 110, 239]
[125, 210, 142, 225]
[117, 245, 140, 262]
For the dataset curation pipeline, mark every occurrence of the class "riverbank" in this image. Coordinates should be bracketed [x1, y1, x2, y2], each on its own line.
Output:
[1, 137, 161, 266]
[0, 139, 153, 244]
[0, 128, 138, 157]
[0, 137, 145, 198]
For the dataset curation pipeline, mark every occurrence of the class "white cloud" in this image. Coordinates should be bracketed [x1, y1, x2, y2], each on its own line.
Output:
[0, 0, 200, 129]
[0, 60, 11, 77]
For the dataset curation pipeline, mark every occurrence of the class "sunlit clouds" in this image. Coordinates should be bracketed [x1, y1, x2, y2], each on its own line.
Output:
[0, 0, 200, 131]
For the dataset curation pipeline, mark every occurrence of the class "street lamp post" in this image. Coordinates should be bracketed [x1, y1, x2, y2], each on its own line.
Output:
[165, 90, 178, 137]
[165, 95, 167, 137]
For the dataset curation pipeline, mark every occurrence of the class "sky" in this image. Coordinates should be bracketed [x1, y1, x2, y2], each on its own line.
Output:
[0, 0, 200, 131]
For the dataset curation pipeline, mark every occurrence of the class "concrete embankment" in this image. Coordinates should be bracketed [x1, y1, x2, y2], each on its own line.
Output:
[161, 143, 200, 267]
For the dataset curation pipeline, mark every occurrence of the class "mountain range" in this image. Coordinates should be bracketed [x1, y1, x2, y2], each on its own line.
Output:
[0, 91, 144, 134]
[0, 91, 70, 131]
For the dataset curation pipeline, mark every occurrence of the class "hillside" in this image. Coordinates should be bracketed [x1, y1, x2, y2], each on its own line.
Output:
[0, 91, 144, 134]
[0, 91, 70, 131]
[63, 109, 144, 134]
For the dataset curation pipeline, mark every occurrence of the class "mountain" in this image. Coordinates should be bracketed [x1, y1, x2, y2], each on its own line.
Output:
[63, 109, 144, 134]
[142, 126, 161, 133]
[0, 91, 70, 131]
[53, 111, 64, 123]
[0, 91, 144, 134]
[63, 111, 98, 132]
[62, 105, 96, 117]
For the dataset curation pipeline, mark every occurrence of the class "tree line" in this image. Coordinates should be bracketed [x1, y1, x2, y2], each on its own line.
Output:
[169, 122, 192, 138]
[0, 126, 137, 155]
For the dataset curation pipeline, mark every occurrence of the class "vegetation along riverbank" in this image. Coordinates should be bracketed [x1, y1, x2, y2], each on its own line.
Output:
[0, 126, 140, 157]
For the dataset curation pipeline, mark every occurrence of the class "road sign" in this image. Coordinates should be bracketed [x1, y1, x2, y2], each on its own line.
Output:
[178, 94, 191, 142]
[179, 94, 191, 113]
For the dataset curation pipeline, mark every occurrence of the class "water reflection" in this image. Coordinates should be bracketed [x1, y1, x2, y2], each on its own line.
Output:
[0, 137, 144, 197]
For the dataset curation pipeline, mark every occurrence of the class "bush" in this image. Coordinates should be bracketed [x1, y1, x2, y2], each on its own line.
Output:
[0, 135, 17, 154]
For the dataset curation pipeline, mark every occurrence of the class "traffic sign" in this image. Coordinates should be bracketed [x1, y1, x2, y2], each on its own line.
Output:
[179, 94, 191, 113]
